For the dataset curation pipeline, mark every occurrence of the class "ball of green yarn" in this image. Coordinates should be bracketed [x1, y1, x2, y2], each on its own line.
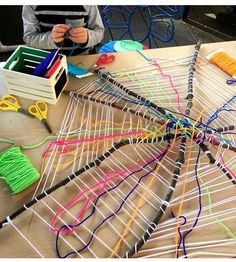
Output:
[0, 146, 40, 194]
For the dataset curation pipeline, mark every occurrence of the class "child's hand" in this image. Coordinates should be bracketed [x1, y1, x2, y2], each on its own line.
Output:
[52, 24, 71, 43]
[69, 27, 88, 44]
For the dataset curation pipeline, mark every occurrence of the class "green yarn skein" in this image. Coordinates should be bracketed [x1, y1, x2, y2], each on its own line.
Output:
[0, 146, 40, 194]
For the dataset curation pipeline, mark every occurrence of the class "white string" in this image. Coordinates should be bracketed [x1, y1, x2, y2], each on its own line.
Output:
[2, 48, 236, 258]
[5, 216, 44, 258]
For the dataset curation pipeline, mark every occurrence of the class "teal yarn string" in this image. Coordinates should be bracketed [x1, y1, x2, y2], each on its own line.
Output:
[0, 147, 40, 194]
[67, 63, 89, 77]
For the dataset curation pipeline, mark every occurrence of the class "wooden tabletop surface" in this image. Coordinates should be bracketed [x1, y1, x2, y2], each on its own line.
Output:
[0, 40, 236, 258]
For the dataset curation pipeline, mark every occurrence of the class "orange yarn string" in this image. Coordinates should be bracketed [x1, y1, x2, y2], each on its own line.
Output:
[210, 51, 236, 77]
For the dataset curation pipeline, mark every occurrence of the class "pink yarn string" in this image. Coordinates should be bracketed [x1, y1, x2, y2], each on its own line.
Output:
[151, 59, 182, 113]
[50, 149, 167, 234]
[42, 130, 144, 157]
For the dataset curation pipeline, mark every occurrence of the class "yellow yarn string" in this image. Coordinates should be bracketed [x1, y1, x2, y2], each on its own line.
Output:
[210, 51, 236, 77]
[109, 121, 179, 257]
[134, 121, 169, 150]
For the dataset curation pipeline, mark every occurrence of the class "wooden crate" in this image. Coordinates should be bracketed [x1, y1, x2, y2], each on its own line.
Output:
[0, 46, 68, 104]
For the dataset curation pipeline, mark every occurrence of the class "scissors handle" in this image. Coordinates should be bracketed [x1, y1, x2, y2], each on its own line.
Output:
[226, 79, 236, 85]
[0, 95, 20, 112]
[96, 54, 115, 66]
[36, 101, 48, 118]
[29, 101, 48, 120]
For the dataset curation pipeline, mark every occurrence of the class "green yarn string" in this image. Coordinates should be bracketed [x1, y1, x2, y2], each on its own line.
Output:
[0, 147, 40, 194]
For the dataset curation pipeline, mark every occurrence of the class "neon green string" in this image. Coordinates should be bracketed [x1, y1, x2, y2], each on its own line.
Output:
[198, 160, 236, 240]
[0, 137, 15, 145]
[0, 147, 40, 194]
[12, 127, 153, 150]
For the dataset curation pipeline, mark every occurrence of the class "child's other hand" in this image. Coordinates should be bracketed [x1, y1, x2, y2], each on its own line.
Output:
[69, 27, 88, 44]
[52, 24, 70, 43]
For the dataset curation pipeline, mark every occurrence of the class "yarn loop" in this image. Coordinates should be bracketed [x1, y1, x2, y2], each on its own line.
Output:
[0, 147, 40, 194]
[210, 51, 236, 77]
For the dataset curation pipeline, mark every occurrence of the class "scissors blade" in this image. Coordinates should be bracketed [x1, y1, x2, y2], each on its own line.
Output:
[42, 118, 52, 133]
[18, 108, 35, 118]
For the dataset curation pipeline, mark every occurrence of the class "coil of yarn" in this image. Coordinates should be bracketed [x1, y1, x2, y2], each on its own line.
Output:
[210, 51, 236, 77]
[0, 146, 40, 194]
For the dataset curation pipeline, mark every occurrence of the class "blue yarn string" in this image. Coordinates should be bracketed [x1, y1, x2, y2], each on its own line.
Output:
[136, 49, 152, 62]
[200, 95, 236, 144]
[97, 74, 231, 138]
[206, 96, 236, 127]
[176, 96, 236, 257]
[95, 80, 236, 150]
[55, 148, 168, 258]
[96, 84, 235, 146]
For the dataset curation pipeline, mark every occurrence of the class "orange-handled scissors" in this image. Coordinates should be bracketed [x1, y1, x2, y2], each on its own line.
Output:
[91, 53, 115, 70]
[0, 95, 33, 118]
[28, 101, 52, 133]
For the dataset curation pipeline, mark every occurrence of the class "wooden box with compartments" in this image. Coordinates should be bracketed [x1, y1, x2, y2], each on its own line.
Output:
[0, 46, 68, 104]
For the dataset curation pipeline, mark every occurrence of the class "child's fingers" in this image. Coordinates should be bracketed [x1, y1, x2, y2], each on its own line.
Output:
[52, 29, 65, 43]
[69, 27, 86, 36]
[69, 27, 88, 44]
[52, 24, 70, 33]
[56, 24, 70, 30]
[52, 31, 65, 38]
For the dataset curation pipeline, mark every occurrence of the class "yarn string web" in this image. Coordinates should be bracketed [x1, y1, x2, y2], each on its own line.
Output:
[109, 120, 178, 257]
[55, 148, 169, 258]
[0, 147, 40, 194]
[127, 52, 236, 257]
[50, 148, 168, 234]
[1, 42, 236, 258]
[0, 42, 199, 256]
[138, 147, 236, 257]
[100, 45, 236, 258]
[34, 68, 186, 199]
[174, 113, 202, 258]
[121, 41, 201, 258]
[50, 120, 171, 235]
[0, 136, 175, 258]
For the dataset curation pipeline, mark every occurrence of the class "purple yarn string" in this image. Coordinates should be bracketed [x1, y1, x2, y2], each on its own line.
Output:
[171, 212, 187, 258]
[201, 96, 236, 143]
[181, 147, 202, 257]
[176, 147, 202, 258]
[176, 215, 187, 258]
[55, 148, 168, 258]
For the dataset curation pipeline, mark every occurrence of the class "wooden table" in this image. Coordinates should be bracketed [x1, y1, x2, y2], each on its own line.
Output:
[0, 41, 236, 258]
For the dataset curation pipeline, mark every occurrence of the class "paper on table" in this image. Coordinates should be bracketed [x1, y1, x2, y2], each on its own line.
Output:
[0, 62, 8, 97]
